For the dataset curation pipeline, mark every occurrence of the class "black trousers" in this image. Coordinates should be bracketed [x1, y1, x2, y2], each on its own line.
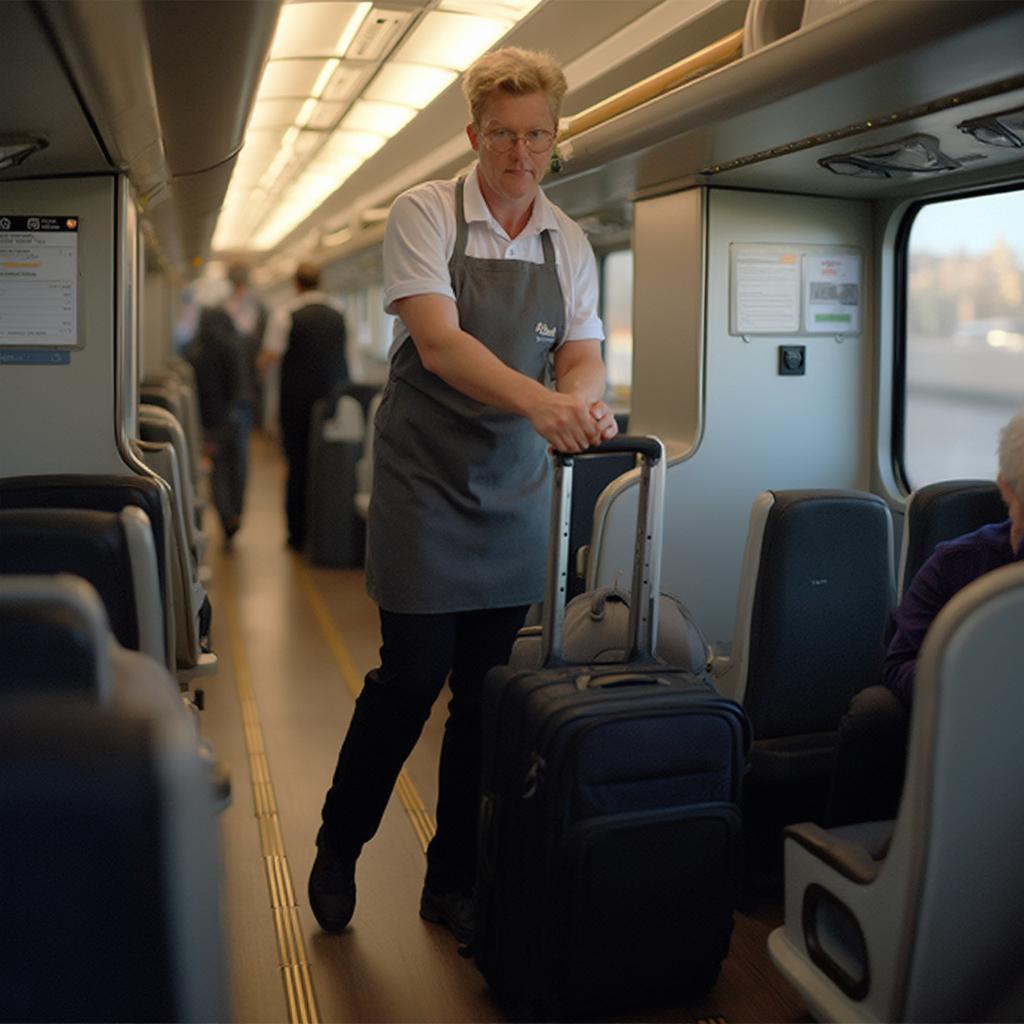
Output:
[825, 685, 910, 827]
[317, 604, 529, 893]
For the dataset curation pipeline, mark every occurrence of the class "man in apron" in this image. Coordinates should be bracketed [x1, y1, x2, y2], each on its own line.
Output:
[309, 47, 618, 942]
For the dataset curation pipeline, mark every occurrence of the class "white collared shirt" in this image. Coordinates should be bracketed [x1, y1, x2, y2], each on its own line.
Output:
[382, 164, 604, 358]
[262, 289, 347, 356]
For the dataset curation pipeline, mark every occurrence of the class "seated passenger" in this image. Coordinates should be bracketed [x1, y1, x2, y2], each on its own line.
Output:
[826, 407, 1024, 826]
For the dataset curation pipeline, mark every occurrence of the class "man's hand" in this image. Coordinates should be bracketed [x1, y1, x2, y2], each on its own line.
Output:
[528, 390, 605, 453]
[589, 400, 619, 443]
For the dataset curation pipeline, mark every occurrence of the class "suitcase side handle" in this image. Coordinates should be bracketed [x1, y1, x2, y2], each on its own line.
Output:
[541, 435, 666, 667]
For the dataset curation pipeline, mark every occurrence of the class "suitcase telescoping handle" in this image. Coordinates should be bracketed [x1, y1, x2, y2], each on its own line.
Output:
[541, 435, 666, 668]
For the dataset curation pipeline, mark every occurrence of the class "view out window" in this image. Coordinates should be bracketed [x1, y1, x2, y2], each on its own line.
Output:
[601, 249, 633, 406]
[903, 189, 1024, 487]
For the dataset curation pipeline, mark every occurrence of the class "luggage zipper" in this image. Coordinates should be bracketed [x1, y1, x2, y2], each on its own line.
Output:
[522, 753, 546, 799]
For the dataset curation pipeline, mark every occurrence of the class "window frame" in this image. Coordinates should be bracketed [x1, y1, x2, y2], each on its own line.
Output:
[893, 182, 1024, 494]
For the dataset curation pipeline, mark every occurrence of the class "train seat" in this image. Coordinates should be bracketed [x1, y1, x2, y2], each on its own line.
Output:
[0, 574, 185, 721]
[134, 439, 217, 681]
[1, 574, 114, 700]
[0, 472, 175, 666]
[0, 506, 166, 668]
[0, 693, 227, 1023]
[140, 374, 203, 489]
[141, 379, 203, 490]
[717, 489, 895, 781]
[139, 403, 208, 552]
[897, 479, 1006, 597]
[717, 489, 895, 890]
[768, 561, 1024, 1023]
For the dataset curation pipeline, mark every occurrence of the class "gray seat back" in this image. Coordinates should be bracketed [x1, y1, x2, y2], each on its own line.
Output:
[0, 694, 226, 1021]
[896, 560, 1024, 1021]
[898, 479, 1006, 597]
[0, 575, 112, 700]
[732, 490, 895, 740]
[0, 507, 165, 666]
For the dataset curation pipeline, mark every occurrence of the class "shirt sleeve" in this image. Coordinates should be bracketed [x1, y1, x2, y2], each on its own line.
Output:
[561, 230, 604, 344]
[383, 186, 456, 314]
[883, 545, 957, 704]
[262, 306, 291, 356]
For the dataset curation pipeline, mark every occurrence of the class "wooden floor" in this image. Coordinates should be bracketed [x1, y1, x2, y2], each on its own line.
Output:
[200, 431, 809, 1024]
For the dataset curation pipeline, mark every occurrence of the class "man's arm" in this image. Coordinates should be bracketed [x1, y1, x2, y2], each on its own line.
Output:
[552, 339, 618, 444]
[396, 293, 606, 452]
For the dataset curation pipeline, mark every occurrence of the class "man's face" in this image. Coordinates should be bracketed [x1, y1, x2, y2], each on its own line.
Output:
[998, 473, 1023, 553]
[467, 90, 556, 207]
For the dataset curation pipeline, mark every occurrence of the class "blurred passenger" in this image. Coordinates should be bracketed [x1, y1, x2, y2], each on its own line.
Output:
[184, 307, 245, 546]
[259, 262, 349, 551]
[307, 47, 617, 943]
[827, 406, 1024, 826]
[224, 261, 268, 429]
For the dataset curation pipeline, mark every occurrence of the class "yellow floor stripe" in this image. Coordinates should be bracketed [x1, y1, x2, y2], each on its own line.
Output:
[221, 559, 320, 1024]
[295, 558, 437, 852]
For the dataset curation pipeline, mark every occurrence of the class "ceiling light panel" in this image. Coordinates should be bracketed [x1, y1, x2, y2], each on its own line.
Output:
[395, 11, 511, 71]
[342, 99, 417, 137]
[258, 59, 324, 99]
[215, 0, 551, 257]
[321, 65, 372, 105]
[322, 130, 387, 160]
[249, 98, 306, 130]
[346, 8, 414, 61]
[270, 2, 372, 59]
[308, 101, 346, 131]
[439, 0, 542, 18]
[365, 63, 458, 110]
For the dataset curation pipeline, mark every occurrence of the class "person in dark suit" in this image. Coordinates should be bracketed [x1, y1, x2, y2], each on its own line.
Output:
[259, 262, 349, 550]
[185, 307, 244, 545]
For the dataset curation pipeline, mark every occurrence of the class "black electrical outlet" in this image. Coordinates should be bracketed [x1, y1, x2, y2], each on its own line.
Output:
[779, 345, 806, 375]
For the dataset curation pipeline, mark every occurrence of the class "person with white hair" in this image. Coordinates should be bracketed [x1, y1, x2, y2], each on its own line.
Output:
[827, 406, 1024, 826]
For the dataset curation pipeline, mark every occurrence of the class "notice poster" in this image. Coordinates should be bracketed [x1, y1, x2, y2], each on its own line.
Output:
[730, 245, 801, 335]
[0, 215, 79, 347]
[803, 251, 861, 334]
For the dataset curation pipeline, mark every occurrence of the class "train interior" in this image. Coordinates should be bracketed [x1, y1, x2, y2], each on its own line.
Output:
[2, 0, 1023, 1020]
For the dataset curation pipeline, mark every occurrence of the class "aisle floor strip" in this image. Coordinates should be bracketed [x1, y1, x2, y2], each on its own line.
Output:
[295, 558, 437, 853]
[221, 559, 320, 1024]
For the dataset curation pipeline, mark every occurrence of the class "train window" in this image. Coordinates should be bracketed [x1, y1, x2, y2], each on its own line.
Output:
[901, 188, 1024, 488]
[601, 248, 634, 406]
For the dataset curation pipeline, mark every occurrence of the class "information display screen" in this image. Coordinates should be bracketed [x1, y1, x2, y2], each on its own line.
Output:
[0, 215, 79, 347]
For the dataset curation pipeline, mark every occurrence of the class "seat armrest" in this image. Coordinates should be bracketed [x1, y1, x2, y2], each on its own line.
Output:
[783, 821, 886, 885]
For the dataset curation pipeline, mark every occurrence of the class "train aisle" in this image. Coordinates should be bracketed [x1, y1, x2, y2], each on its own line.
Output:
[201, 431, 806, 1024]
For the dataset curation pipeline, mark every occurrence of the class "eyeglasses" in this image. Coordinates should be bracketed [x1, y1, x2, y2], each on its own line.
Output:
[482, 127, 556, 154]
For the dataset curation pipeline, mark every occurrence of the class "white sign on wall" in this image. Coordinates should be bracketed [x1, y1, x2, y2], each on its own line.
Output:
[803, 251, 862, 334]
[729, 243, 862, 337]
[0, 215, 79, 347]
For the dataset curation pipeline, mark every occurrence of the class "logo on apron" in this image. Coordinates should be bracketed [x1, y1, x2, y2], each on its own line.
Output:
[534, 321, 558, 346]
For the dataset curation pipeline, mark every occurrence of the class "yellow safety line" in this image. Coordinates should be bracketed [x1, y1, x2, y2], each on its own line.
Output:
[295, 558, 437, 853]
[221, 559, 320, 1024]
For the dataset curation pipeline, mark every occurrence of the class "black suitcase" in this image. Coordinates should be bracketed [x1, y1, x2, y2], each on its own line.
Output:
[475, 437, 750, 1020]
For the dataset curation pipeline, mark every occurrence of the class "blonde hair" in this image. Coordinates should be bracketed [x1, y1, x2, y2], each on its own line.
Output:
[462, 47, 567, 127]
[999, 407, 1024, 497]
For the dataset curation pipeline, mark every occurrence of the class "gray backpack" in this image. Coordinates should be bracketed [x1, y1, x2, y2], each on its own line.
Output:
[511, 585, 712, 674]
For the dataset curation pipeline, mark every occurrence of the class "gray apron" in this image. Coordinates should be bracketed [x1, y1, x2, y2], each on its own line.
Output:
[366, 178, 566, 613]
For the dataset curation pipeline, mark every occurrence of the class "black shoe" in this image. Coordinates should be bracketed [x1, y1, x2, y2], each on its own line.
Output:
[419, 886, 476, 944]
[308, 847, 356, 933]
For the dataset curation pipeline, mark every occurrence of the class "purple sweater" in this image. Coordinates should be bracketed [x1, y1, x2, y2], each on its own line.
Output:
[885, 519, 1020, 705]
